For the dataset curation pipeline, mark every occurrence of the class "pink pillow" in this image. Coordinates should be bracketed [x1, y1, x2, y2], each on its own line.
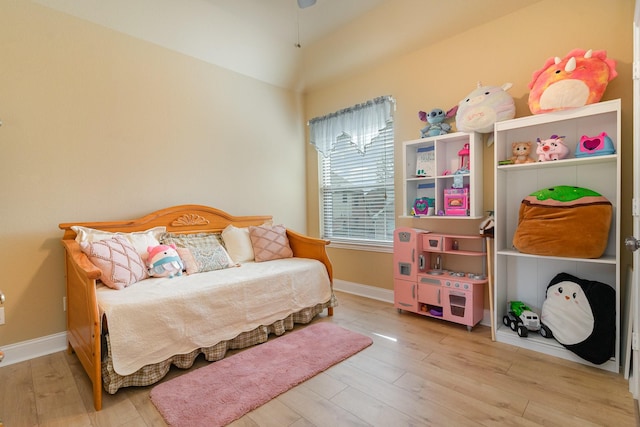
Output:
[80, 236, 148, 289]
[248, 224, 293, 262]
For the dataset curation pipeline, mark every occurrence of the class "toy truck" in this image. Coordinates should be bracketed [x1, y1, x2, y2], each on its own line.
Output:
[503, 301, 553, 338]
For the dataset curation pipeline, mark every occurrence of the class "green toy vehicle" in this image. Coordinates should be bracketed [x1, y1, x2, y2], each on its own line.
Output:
[503, 301, 553, 338]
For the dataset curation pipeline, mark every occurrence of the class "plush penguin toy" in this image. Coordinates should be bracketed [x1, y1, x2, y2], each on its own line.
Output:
[541, 272, 615, 364]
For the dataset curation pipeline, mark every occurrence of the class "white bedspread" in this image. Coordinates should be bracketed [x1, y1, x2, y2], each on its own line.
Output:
[96, 258, 332, 375]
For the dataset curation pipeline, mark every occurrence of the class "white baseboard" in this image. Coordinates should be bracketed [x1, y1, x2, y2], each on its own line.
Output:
[0, 332, 67, 367]
[333, 279, 395, 303]
[333, 279, 492, 328]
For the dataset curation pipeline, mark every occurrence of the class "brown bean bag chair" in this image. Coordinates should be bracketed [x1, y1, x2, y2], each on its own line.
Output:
[512, 186, 612, 258]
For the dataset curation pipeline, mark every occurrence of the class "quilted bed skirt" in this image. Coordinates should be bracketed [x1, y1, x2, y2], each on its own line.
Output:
[101, 297, 336, 394]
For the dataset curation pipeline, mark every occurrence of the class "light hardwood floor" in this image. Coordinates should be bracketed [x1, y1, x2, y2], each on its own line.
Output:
[1, 291, 638, 426]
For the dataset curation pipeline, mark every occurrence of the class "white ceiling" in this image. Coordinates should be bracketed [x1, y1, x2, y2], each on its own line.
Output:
[33, 0, 541, 91]
[203, 0, 387, 47]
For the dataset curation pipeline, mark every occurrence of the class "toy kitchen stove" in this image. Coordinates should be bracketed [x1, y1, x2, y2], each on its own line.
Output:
[393, 227, 487, 331]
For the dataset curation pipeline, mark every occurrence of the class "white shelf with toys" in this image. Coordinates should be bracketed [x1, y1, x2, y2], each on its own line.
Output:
[492, 99, 621, 373]
[401, 131, 483, 219]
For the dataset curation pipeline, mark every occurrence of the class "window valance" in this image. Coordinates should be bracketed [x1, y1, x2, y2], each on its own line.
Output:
[308, 95, 395, 157]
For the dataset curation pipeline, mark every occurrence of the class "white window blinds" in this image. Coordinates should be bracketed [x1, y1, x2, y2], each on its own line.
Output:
[309, 96, 395, 246]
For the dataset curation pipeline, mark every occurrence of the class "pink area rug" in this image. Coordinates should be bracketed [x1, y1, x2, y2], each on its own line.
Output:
[150, 322, 372, 427]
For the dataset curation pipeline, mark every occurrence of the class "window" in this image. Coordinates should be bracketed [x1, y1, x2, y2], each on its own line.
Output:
[309, 96, 395, 248]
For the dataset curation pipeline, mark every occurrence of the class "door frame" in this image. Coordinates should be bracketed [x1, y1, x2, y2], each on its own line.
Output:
[629, 0, 640, 399]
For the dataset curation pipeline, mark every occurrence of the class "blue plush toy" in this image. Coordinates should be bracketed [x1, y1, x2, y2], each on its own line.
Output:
[418, 108, 456, 138]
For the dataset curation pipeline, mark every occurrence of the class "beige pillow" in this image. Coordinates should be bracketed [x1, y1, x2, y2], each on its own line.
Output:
[80, 236, 147, 289]
[72, 225, 166, 260]
[248, 224, 293, 262]
[175, 247, 197, 275]
[221, 224, 255, 263]
[160, 233, 234, 273]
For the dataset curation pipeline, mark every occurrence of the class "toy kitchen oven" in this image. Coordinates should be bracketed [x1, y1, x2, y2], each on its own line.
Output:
[393, 227, 487, 331]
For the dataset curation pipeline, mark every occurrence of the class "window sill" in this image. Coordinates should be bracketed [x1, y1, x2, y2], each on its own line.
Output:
[327, 241, 392, 253]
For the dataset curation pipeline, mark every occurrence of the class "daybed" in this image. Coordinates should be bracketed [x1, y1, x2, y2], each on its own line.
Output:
[59, 205, 336, 411]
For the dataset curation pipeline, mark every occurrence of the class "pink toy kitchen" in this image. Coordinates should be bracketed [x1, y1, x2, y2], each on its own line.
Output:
[393, 227, 487, 331]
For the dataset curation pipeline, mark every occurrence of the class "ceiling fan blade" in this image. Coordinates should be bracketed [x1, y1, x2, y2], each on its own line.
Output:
[297, 0, 317, 9]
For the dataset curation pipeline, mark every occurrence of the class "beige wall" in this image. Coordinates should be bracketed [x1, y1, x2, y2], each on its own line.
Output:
[304, 0, 634, 296]
[0, 2, 307, 346]
[1, 0, 633, 350]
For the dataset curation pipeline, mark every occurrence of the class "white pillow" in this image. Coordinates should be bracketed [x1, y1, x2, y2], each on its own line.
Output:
[72, 225, 166, 259]
[221, 224, 254, 263]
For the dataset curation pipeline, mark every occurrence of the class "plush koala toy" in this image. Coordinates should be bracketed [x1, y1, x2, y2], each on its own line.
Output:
[147, 244, 184, 278]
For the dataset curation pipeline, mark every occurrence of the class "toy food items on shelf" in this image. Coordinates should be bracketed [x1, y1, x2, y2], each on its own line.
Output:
[536, 135, 569, 161]
[575, 131, 616, 157]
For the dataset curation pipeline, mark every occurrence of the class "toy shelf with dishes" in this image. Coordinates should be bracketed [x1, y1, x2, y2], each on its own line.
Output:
[401, 131, 483, 219]
[492, 99, 620, 373]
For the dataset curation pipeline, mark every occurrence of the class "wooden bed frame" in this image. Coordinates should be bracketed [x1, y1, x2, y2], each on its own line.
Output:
[59, 204, 333, 411]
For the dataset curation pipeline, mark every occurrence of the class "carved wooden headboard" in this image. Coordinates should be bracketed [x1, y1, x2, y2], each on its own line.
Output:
[59, 204, 272, 240]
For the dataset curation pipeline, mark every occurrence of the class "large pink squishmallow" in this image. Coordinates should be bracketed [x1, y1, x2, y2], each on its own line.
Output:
[528, 48, 617, 114]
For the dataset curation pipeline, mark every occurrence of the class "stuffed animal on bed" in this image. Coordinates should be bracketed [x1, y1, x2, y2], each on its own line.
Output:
[147, 244, 184, 278]
[418, 108, 455, 137]
[452, 82, 516, 133]
[528, 48, 617, 114]
[541, 272, 615, 365]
